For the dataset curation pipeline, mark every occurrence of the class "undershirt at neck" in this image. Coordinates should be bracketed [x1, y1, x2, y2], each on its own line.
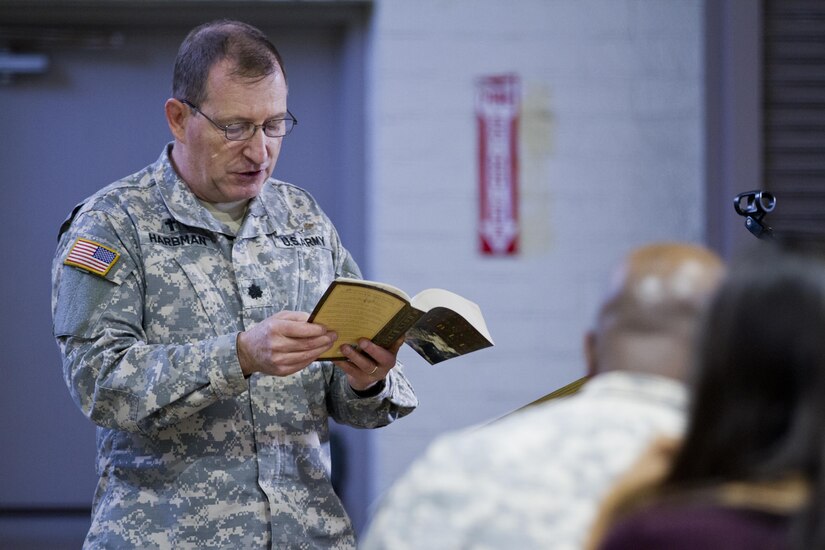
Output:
[198, 198, 249, 235]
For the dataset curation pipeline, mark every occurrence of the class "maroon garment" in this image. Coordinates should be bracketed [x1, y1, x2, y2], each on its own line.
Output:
[599, 502, 789, 550]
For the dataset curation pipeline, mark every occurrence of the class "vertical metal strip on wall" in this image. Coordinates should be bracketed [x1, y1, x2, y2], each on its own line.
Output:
[764, 0, 825, 234]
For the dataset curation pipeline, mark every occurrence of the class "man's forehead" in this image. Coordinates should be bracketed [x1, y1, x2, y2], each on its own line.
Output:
[206, 58, 284, 86]
[202, 63, 287, 109]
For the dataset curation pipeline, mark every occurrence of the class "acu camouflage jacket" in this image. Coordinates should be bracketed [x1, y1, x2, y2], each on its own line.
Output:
[52, 146, 417, 549]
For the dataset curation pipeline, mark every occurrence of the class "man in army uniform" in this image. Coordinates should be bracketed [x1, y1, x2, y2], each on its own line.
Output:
[52, 20, 417, 548]
[360, 243, 725, 550]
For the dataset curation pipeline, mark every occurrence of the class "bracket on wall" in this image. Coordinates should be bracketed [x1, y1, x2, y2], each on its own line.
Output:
[0, 50, 49, 84]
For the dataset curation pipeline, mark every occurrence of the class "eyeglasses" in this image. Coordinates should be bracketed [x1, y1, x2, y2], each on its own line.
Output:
[179, 99, 297, 140]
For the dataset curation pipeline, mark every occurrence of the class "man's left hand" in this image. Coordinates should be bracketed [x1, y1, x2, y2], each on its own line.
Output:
[334, 336, 405, 392]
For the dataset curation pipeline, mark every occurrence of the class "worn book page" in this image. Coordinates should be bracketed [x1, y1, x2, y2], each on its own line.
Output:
[311, 282, 408, 360]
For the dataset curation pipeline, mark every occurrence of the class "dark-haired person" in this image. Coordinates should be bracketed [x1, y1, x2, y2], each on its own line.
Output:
[51, 20, 417, 548]
[589, 240, 825, 550]
[360, 243, 725, 550]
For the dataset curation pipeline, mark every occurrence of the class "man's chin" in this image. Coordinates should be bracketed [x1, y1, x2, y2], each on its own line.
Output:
[223, 175, 267, 200]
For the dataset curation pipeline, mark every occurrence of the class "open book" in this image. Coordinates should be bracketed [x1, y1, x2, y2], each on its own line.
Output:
[308, 278, 494, 365]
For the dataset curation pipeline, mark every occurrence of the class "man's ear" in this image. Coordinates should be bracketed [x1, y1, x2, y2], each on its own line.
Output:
[165, 98, 188, 142]
[584, 330, 598, 377]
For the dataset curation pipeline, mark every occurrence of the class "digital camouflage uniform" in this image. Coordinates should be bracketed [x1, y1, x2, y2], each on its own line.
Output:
[51, 145, 418, 549]
[360, 371, 685, 550]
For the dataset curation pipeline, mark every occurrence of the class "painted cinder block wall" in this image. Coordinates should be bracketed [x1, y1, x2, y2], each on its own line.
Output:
[365, 0, 704, 505]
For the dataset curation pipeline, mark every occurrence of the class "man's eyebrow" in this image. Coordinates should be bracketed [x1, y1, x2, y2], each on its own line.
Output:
[223, 110, 289, 123]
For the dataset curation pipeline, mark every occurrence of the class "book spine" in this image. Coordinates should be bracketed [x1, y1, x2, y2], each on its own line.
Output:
[372, 306, 423, 348]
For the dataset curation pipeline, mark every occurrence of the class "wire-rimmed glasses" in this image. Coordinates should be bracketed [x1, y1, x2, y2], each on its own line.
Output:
[179, 99, 297, 140]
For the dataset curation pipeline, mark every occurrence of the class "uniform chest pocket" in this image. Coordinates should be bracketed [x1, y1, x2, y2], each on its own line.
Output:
[254, 232, 336, 313]
[142, 238, 239, 342]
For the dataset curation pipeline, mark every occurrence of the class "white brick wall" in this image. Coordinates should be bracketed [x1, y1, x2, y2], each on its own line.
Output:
[366, 0, 705, 505]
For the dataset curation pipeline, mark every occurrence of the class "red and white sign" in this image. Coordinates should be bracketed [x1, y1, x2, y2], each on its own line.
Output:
[476, 74, 520, 255]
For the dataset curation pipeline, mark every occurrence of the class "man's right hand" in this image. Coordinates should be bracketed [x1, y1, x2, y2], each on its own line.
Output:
[236, 310, 337, 377]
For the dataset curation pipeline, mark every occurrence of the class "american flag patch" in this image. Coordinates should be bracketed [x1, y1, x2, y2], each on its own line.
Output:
[64, 238, 120, 276]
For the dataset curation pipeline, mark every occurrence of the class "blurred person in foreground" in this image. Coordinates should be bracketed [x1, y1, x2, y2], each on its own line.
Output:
[51, 19, 417, 548]
[360, 242, 725, 550]
[589, 238, 825, 550]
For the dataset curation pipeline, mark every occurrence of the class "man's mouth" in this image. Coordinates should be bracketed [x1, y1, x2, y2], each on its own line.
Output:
[234, 167, 267, 179]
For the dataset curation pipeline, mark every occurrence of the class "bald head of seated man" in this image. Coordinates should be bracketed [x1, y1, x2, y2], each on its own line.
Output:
[586, 242, 727, 382]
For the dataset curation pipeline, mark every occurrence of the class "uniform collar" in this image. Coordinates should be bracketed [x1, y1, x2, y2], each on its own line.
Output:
[583, 371, 688, 413]
[153, 143, 304, 237]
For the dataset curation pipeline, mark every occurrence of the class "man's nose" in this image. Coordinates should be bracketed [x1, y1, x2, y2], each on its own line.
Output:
[243, 127, 271, 164]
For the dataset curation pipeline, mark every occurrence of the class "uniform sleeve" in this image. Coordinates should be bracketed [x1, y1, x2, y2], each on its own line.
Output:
[319, 211, 419, 427]
[52, 208, 248, 434]
[324, 360, 418, 429]
[331, 223, 361, 281]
